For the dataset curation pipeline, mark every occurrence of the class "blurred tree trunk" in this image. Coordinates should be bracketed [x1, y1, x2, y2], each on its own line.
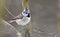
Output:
[0, 0, 6, 18]
[0, 0, 6, 37]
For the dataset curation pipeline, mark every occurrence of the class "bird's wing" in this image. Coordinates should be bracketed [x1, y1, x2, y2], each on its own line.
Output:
[8, 19, 16, 23]
[8, 14, 23, 23]
[13, 14, 23, 19]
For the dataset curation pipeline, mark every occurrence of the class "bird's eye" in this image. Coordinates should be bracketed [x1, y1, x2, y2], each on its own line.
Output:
[24, 11, 28, 14]
[23, 8, 29, 14]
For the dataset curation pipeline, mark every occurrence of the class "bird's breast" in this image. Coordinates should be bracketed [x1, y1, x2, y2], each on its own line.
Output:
[16, 17, 31, 26]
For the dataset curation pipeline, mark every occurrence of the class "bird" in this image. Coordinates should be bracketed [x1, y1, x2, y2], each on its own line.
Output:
[8, 8, 31, 26]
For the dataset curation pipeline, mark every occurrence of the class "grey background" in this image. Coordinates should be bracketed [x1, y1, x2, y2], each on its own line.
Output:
[0, 0, 58, 37]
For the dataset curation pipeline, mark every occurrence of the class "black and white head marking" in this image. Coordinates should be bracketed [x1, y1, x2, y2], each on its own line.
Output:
[22, 8, 30, 17]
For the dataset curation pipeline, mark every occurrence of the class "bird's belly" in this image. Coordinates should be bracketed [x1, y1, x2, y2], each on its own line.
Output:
[16, 17, 30, 26]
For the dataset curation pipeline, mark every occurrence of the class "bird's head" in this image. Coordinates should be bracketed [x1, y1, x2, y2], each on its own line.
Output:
[22, 8, 30, 17]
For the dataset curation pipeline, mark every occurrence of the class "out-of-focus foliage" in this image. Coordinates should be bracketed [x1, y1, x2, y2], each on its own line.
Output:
[0, 19, 4, 37]
[57, 14, 60, 23]
[0, 0, 6, 37]
[0, 0, 6, 18]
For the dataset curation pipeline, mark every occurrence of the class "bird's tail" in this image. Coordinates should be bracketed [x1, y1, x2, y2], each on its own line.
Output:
[8, 20, 16, 23]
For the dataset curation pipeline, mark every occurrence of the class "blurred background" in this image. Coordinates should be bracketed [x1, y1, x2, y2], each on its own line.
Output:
[0, 0, 60, 37]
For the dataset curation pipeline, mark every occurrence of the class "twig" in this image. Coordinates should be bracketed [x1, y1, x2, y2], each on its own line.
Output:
[2, 19, 22, 37]
[5, 7, 15, 18]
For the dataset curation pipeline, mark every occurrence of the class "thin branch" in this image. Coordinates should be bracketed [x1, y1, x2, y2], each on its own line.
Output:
[5, 7, 15, 18]
[2, 19, 22, 37]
